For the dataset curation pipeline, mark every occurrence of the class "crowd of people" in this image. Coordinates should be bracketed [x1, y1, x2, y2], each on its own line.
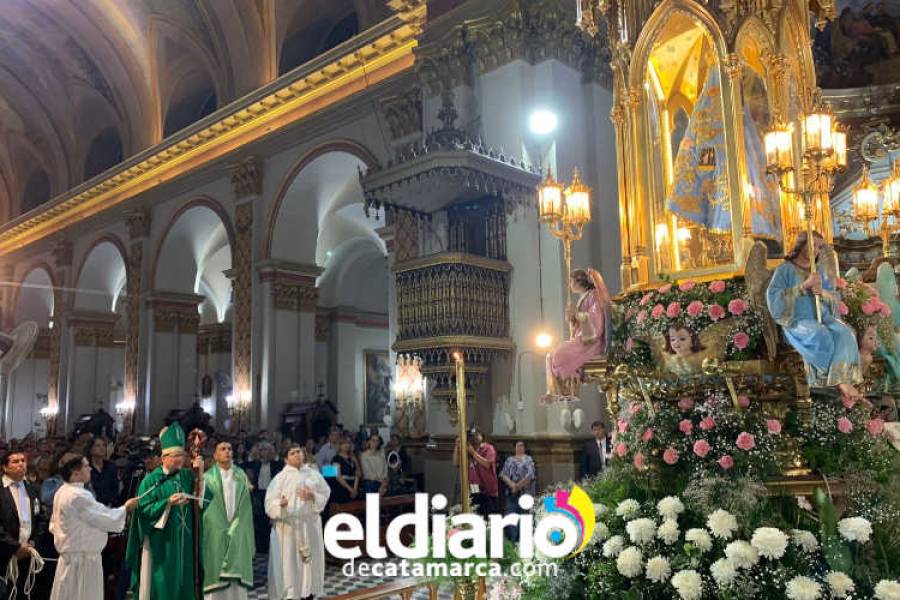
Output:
[0, 421, 418, 600]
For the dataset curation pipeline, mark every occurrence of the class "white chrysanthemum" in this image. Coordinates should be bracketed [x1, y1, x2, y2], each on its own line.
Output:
[626, 518, 657, 546]
[825, 571, 855, 598]
[685, 528, 713, 553]
[837, 517, 873, 543]
[615, 546, 643, 578]
[785, 575, 822, 600]
[750, 527, 788, 559]
[645, 555, 671, 583]
[671, 569, 703, 600]
[616, 499, 640, 519]
[591, 521, 610, 544]
[710, 558, 737, 587]
[593, 503, 608, 516]
[656, 496, 684, 520]
[602, 535, 625, 558]
[707, 509, 738, 540]
[875, 580, 900, 600]
[657, 519, 680, 545]
[791, 529, 819, 552]
[724, 540, 759, 569]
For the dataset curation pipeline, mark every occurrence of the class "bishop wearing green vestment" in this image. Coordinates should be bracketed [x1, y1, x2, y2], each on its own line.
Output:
[125, 422, 202, 600]
[202, 440, 256, 599]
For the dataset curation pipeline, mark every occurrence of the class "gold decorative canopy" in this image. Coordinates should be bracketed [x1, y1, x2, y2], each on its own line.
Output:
[577, 0, 839, 289]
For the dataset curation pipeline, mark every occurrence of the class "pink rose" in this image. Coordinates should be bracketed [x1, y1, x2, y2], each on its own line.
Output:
[766, 419, 782, 434]
[679, 419, 694, 434]
[718, 455, 734, 470]
[637, 310, 648, 324]
[625, 337, 634, 351]
[663, 448, 680, 465]
[837, 417, 854, 434]
[738, 395, 751, 408]
[642, 428, 654, 442]
[677, 397, 695, 411]
[617, 419, 629, 433]
[667, 302, 682, 318]
[640, 292, 654, 306]
[841, 396, 856, 410]
[692, 439, 711, 458]
[867, 418, 885, 435]
[728, 299, 748, 316]
[658, 284, 673, 294]
[651, 304, 665, 319]
[837, 301, 849, 316]
[615, 442, 628, 457]
[687, 300, 704, 317]
[708, 280, 726, 293]
[836, 277, 847, 289]
[733, 331, 750, 350]
[736, 432, 756, 451]
[629, 403, 643, 415]
[862, 300, 877, 316]
[625, 307, 636, 320]
[633, 452, 646, 470]
[678, 281, 696, 292]
[700, 417, 715, 431]
[879, 302, 892, 317]
[708, 304, 726, 321]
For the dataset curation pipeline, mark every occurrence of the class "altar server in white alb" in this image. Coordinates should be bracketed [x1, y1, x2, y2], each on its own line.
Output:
[265, 444, 330, 600]
[49, 453, 138, 600]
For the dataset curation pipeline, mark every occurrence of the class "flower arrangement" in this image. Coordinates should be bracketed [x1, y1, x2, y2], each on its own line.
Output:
[513, 489, 899, 600]
[840, 279, 894, 351]
[613, 279, 766, 366]
[610, 393, 784, 482]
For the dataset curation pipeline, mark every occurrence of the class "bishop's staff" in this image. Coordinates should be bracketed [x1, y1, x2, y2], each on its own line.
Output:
[187, 428, 208, 600]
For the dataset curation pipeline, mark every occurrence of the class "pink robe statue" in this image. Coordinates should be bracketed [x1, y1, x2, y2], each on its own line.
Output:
[543, 268, 611, 403]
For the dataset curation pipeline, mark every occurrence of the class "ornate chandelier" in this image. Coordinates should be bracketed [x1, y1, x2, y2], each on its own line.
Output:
[394, 354, 425, 407]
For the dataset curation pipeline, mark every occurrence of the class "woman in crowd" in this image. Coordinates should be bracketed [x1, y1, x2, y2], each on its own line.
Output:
[331, 437, 360, 502]
[499, 441, 536, 542]
[453, 427, 499, 516]
[359, 434, 388, 495]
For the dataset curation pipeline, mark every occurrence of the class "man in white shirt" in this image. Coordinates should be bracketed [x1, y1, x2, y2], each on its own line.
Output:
[49, 454, 138, 600]
[314, 430, 340, 469]
[0, 450, 51, 598]
[581, 421, 610, 478]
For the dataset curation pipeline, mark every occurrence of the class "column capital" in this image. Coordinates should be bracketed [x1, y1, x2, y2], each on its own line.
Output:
[147, 291, 204, 333]
[228, 156, 263, 200]
[125, 208, 151, 240]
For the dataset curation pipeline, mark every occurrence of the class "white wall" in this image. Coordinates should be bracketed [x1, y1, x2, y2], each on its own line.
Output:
[7, 358, 49, 438]
[329, 321, 389, 429]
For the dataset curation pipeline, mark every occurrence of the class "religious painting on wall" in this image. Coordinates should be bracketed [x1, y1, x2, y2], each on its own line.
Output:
[364, 349, 391, 425]
[814, 1, 900, 88]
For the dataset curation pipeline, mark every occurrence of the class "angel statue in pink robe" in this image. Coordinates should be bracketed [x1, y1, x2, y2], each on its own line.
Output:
[542, 268, 612, 404]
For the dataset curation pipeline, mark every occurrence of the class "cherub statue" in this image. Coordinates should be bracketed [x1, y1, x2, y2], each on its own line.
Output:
[765, 231, 862, 399]
[542, 268, 612, 403]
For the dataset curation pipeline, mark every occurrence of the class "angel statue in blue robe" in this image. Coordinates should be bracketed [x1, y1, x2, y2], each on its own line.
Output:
[766, 231, 862, 399]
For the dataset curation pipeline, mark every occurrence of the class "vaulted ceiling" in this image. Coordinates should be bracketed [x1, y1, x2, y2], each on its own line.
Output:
[0, 0, 391, 223]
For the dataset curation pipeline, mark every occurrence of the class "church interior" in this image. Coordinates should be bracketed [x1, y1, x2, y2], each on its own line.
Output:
[0, 0, 899, 598]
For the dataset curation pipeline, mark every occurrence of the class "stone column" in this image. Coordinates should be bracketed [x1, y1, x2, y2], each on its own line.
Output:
[64, 310, 120, 423]
[49, 240, 73, 433]
[228, 157, 262, 426]
[145, 292, 204, 429]
[125, 208, 150, 433]
[258, 261, 320, 429]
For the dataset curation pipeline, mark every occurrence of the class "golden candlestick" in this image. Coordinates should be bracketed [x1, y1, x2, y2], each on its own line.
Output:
[453, 351, 471, 514]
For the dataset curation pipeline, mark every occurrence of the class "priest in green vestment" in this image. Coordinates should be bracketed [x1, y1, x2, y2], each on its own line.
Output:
[201, 440, 256, 599]
[125, 422, 203, 600]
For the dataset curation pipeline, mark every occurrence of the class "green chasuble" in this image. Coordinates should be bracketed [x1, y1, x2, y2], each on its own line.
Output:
[201, 464, 256, 593]
[125, 466, 196, 600]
